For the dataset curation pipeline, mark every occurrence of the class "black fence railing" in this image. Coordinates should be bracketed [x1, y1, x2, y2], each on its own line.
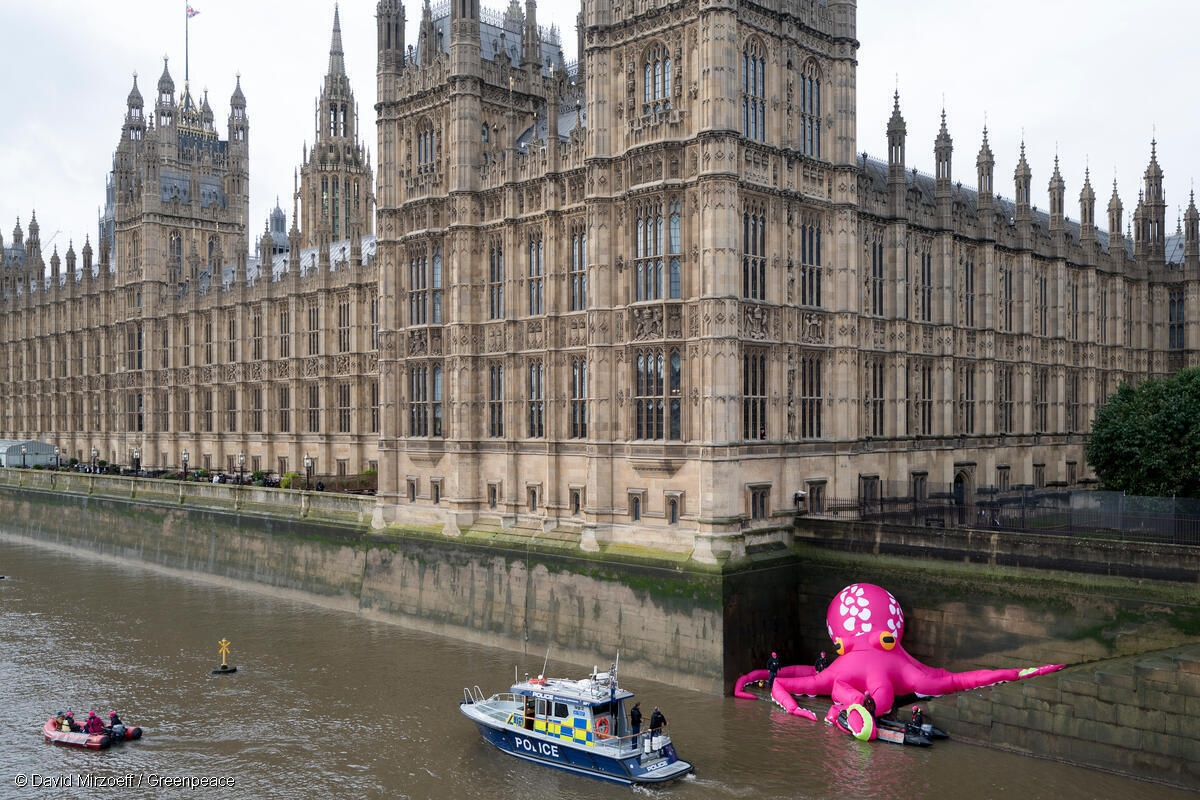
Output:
[806, 486, 1200, 547]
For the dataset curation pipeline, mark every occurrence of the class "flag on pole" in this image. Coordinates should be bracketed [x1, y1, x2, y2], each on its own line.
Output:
[187, 5, 200, 17]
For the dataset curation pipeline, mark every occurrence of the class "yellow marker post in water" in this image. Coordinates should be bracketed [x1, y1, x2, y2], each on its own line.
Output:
[213, 638, 238, 675]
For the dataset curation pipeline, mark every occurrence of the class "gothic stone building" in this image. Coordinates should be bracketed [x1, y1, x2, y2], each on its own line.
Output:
[0, 9, 380, 479]
[372, 0, 1200, 561]
[3, 1, 1198, 562]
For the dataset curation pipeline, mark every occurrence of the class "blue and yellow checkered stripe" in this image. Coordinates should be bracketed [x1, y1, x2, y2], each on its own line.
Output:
[507, 713, 597, 747]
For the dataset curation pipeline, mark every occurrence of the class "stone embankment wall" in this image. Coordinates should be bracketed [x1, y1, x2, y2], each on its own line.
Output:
[924, 644, 1200, 792]
[0, 469, 730, 693]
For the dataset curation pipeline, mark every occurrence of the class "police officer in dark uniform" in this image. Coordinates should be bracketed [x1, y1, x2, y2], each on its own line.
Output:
[629, 702, 643, 747]
[766, 651, 781, 687]
[649, 706, 667, 736]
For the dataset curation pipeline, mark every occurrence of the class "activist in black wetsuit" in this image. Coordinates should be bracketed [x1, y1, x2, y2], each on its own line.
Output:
[907, 705, 924, 735]
[813, 651, 829, 673]
[766, 651, 781, 687]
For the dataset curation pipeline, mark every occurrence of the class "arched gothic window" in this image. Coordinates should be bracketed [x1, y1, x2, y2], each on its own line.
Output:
[742, 40, 766, 141]
[800, 62, 822, 158]
[643, 44, 671, 114]
[742, 203, 766, 301]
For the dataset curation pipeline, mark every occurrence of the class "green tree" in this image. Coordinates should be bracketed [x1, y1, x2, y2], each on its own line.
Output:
[1087, 367, 1200, 497]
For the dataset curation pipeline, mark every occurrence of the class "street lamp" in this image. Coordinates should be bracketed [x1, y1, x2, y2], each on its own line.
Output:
[21, 445, 27, 469]
[303, 453, 313, 491]
[237, 452, 245, 485]
[91, 446, 98, 473]
[133, 447, 141, 474]
[181, 449, 190, 480]
[54, 446, 60, 470]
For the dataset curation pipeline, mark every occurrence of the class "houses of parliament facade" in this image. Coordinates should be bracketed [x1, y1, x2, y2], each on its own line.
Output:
[3, 0, 1198, 560]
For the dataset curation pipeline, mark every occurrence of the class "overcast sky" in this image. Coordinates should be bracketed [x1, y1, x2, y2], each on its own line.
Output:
[1, 0, 1195, 256]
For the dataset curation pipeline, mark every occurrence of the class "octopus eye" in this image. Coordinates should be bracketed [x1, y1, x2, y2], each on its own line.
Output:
[879, 631, 897, 651]
[835, 637, 845, 656]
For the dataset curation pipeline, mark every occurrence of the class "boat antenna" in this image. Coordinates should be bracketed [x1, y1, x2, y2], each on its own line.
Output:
[540, 643, 551, 680]
[515, 664, 518, 685]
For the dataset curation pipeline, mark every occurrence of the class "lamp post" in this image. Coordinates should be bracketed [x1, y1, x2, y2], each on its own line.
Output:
[91, 447, 98, 473]
[237, 452, 245, 485]
[181, 449, 190, 481]
[133, 447, 141, 474]
[303, 453, 313, 491]
[21, 445, 27, 469]
[54, 446, 60, 470]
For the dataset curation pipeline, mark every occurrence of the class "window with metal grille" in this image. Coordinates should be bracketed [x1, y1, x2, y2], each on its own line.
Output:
[743, 350, 767, 440]
[527, 361, 544, 437]
[569, 221, 588, 310]
[800, 352, 822, 439]
[800, 213, 821, 307]
[570, 358, 588, 439]
[488, 364, 504, 438]
[743, 205, 766, 301]
[337, 382, 351, 433]
[527, 233, 543, 315]
[488, 239, 504, 319]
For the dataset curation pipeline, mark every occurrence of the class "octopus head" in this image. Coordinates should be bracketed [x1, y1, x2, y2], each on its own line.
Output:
[825, 583, 905, 654]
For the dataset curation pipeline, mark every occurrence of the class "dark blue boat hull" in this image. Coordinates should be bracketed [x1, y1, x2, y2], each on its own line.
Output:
[474, 722, 688, 784]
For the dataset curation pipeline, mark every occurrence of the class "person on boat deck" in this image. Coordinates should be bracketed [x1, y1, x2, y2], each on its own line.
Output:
[649, 706, 667, 736]
[54, 711, 66, 729]
[910, 706, 924, 729]
[629, 702, 642, 746]
[64, 712, 81, 732]
[108, 711, 123, 727]
[84, 712, 105, 735]
[766, 651, 781, 687]
[814, 651, 829, 673]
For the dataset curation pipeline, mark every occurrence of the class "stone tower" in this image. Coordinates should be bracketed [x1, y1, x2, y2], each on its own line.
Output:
[299, 5, 375, 249]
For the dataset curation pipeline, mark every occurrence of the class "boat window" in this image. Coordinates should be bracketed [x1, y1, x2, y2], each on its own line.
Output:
[591, 701, 613, 717]
[554, 702, 569, 718]
[536, 698, 547, 717]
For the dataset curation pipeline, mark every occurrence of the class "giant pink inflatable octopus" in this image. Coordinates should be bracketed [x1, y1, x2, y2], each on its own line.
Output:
[734, 583, 1064, 740]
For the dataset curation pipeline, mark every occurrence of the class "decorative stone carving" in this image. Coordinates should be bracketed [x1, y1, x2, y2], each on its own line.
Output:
[801, 312, 825, 344]
[743, 305, 769, 341]
[408, 330, 428, 356]
[631, 306, 663, 340]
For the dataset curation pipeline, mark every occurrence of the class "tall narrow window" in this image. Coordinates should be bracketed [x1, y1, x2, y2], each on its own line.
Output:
[742, 204, 766, 301]
[279, 307, 291, 358]
[999, 259, 1014, 332]
[169, 232, 182, 283]
[635, 200, 663, 301]
[742, 40, 766, 141]
[867, 231, 885, 316]
[488, 238, 504, 319]
[634, 350, 664, 440]
[1097, 281, 1108, 345]
[1066, 370, 1080, 433]
[488, 364, 504, 438]
[410, 365, 428, 436]
[409, 251, 427, 325]
[800, 63, 821, 158]
[337, 299, 351, 352]
[570, 358, 588, 438]
[370, 295, 379, 349]
[308, 384, 321, 433]
[307, 302, 319, 355]
[251, 387, 263, 432]
[527, 233, 543, 315]
[527, 361, 544, 437]
[569, 222, 588, 310]
[917, 243, 933, 323]
[668, 348, 682, 441]
[370, 380, 380, 433]
[226, 389, 237, 432]
[337, 382, 351, 433]
[1034, 367, 1049, 433]
[278, 387, 290, 432]
[800, 352, 822, 439]
[252, 310, 262, 360]
[1169, 287, 1185, 349]
[1067, 274, 1079, 341]
[204, 316, 213, 363]
[800, 212, 822, 307]
[962, 252, 975, 327]
[431, 365, 443, 437]
[1035, 267, 1049, 336]
[865, 358, 885, 437]
[668, 199, 682, 299]
[643, 44, 671, 114]
[743, 350, 767, 440]
[431, 246, 443, 323]
[914, 360, 933, 436]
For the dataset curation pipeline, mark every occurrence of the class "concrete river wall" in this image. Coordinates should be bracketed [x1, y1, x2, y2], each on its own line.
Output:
[1, 469, 1197, 788]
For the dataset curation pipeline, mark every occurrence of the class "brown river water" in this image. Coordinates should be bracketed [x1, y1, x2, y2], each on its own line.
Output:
[0, 535, 1188, 799]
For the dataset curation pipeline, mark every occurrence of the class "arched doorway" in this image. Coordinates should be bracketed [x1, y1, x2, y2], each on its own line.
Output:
[953, 468, 974, 526]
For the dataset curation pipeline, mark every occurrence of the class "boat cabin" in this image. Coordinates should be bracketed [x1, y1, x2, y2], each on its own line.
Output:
[507, 672, 637, 748]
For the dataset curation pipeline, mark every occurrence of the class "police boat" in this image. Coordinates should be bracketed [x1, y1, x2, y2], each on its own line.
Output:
[460, 665, 693, 785]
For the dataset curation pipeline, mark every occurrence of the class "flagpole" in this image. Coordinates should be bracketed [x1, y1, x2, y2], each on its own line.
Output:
[185, 1, 189, 84]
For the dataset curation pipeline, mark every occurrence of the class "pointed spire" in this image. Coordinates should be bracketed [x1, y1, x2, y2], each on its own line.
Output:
[157, 56, 174, 97]
[127, 73, 143, 109]
[230, 73, 246, 108]
[329, 4, 346, 76]
[887, 90, 905, 134]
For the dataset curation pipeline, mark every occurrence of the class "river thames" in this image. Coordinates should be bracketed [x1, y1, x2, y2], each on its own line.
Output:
[0, 535, 1188, 799]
